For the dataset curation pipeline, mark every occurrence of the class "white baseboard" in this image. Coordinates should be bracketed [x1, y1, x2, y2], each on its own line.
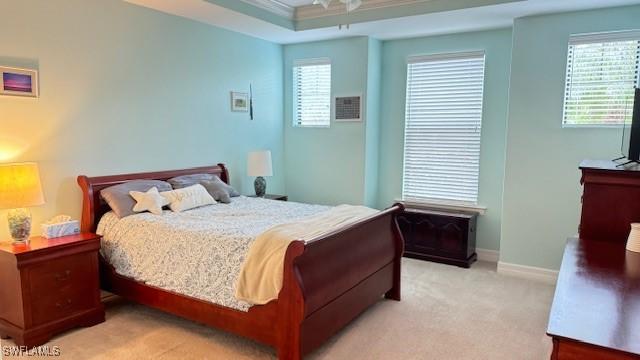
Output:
[497, 261, 558, 284]
[476, 248, 499, 263]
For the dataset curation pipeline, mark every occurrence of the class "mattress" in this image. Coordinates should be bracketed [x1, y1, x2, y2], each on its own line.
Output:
[97, 196, 329, 311]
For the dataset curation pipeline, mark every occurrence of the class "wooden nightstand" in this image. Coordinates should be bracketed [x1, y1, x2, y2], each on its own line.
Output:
[0, 233, 105, 347]
[249, 194, 288, 201]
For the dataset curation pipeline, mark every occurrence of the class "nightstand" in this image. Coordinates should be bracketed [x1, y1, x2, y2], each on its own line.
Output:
[0, 233, 105, 347]
[249, 194, 288, 201]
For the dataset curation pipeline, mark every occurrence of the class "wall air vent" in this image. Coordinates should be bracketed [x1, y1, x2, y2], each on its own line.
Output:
[334, 95, 362, 122]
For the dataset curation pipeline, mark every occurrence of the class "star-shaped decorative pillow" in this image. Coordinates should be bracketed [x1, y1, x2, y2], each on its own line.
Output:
[129, 187, 169, 215]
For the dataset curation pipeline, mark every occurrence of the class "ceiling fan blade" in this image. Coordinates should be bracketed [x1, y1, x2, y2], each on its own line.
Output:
[313, 0, 332, 9]
[348, 0, 362, 12]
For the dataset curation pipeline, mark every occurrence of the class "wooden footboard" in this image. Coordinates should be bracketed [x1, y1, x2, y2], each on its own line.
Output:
[78, 165, 404, 360]
[277, 205, 404, 359]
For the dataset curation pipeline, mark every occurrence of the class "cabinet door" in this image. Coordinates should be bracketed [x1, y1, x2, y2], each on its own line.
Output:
[411, 216, 439, 253]
[438, 220, 466, 257]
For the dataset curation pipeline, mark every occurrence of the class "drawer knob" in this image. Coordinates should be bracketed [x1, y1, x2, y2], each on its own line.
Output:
[55, 298, 73, 309]
[55, 270, 71, 282]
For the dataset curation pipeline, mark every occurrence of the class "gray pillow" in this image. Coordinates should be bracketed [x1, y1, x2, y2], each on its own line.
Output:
[168, 173, 215, 189]
[200, 180, 232, 204]
[100, 180, 172, 218]
[168, 174, 240, 197]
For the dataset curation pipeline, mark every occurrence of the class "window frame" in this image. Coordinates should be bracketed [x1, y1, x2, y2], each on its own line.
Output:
[562, 30, 640, 128]
[401, 50, 486, 206]
[292, 57, 332, 128]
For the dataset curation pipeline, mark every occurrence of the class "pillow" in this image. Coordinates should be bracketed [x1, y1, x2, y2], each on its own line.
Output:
[129, 187, 170, 215]
[200, 179, 232, 204]
[212, 176, 240, 198]
[101, 180, 172, 218]
[168, 173, 240, 198]
[161, 184, 216, 212]
[168, 174, 215, 189]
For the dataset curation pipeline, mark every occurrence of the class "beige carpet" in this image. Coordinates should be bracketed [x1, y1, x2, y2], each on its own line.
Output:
[4, 259, 555, 359]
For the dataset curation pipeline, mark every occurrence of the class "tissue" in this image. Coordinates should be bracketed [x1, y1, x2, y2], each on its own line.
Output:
[41, 215, 80, 239]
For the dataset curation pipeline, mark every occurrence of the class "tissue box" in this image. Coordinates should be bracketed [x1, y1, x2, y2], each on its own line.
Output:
[41, 220, 80, 239]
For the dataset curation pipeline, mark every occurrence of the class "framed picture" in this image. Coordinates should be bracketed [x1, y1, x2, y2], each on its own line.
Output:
[1, 66, 38, 97]
[231, 91, 249, 112]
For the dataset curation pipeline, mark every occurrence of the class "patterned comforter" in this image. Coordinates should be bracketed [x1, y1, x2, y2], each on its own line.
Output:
[97, 196, 329, 311]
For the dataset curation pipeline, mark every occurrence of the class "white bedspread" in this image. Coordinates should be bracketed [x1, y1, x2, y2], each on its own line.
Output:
[98, 196, 329, 311]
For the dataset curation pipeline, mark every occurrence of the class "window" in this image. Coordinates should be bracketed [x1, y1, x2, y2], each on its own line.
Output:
[402, 51, 485, 204]
[293, 58, 331, 127]
[563, 31, 640, 127]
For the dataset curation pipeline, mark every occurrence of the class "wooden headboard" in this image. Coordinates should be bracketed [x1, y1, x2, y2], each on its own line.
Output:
[77, 163, 229, 233]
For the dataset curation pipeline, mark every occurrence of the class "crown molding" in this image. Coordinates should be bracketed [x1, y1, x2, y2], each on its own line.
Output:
[295, 0, 431, 20]
[238, 0, 295, 19]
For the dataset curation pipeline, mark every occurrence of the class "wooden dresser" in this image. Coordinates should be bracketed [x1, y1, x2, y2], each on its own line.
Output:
[548, 238, 640, 359]
[397, 208, 477, 268]
[0, 233, 105, 347]
[547, 160, 640, 359]
[579, 160, 640, 242]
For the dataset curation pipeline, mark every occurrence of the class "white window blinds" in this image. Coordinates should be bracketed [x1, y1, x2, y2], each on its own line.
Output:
[403, 51, 486, 204]
[293, 58, 331, 127]
[563, 31, 640, 126]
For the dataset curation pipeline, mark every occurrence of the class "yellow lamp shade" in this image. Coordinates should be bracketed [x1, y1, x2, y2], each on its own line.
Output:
[0, 162, 45, 209]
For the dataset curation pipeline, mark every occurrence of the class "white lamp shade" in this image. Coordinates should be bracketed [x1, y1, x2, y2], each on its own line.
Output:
[627, 223, 640, 253]
[247, 151, 273, 177]
[0, 162, 45, 209]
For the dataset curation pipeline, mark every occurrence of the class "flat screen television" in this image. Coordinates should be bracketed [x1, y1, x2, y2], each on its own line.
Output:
[628, 88, 640, 161]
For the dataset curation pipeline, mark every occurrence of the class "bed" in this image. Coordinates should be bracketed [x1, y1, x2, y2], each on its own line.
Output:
[77, 164, 404, 360]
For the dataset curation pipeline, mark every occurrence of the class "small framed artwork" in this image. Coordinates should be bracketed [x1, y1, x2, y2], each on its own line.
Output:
[1, 66, 38, 97]
[231, 91, 249, 112]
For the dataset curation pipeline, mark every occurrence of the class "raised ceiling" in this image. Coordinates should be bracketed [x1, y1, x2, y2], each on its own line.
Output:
[124, 0, 640, 44]
[278, 0, 310, 6]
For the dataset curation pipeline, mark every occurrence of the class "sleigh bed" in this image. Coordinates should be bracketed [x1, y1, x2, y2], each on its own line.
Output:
[77, 164, 404, 360]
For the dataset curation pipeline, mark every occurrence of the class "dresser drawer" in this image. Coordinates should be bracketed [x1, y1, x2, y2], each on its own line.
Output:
[26, 253, 98, 326]
[28, 253, 95, 295]
[30, 283, 95, 325]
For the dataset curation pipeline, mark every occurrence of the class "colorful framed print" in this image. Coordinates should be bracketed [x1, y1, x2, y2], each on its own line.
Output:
[231, 91, 249, 112]
[0, 66, 38, 97]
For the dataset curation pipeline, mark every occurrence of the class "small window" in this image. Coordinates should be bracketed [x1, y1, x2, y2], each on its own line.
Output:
[293, 58, 331, 127]
[403, 51, 486, 205]
[563, 31, 640, 127]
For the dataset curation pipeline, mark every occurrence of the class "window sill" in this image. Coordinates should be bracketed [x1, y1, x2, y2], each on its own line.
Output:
[396, 199, 486, 215]
[562, 124, 626, 129]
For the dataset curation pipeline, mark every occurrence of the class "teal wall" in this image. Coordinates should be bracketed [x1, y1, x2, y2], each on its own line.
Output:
[4, 0, 639, 271]
[364, 38, 382, 207]
[500, 5, 640, 270]
[377, 28, 513, 251]
[283, 37, 373, 206]
[0, 0, 284, 239]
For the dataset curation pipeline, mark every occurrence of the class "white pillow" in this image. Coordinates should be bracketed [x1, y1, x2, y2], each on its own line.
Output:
[129, 187, 170, 215]
[161, 184, 216, 212]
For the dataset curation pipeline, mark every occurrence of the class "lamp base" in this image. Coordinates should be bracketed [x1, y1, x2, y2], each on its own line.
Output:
[254, 176, 266, 197]
[8, 208, 32, 245]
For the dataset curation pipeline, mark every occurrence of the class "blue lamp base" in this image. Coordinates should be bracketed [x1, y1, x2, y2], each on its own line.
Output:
[254, 176, 266, 197]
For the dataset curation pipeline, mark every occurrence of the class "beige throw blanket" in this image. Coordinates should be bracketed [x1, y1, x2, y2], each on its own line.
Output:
[235, 204, 379, 305]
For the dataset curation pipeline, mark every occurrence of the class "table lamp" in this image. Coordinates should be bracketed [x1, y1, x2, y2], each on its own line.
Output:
[627, 223, 640, 253]
[0, 162, 45, 244]
[247, 150, 273, 197]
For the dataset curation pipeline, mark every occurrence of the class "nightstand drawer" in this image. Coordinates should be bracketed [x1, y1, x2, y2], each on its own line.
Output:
[31, 283, 95, 325]
[28, 253, 95, 295]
